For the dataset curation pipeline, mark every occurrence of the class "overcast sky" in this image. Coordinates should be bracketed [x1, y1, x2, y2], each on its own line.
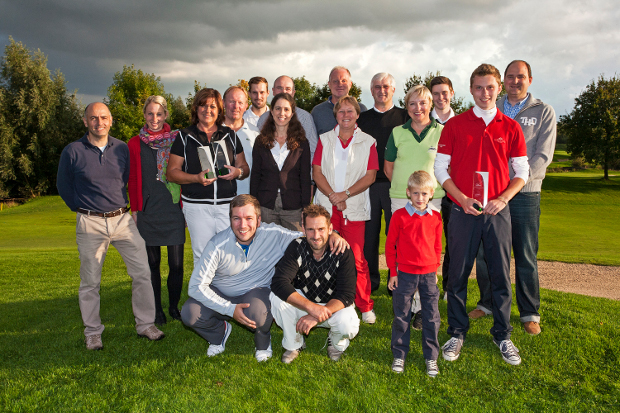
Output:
[1, 0, 618, 118]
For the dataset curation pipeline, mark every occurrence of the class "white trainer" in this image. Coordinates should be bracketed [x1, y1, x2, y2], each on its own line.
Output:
[207, 321, 232, 357]
[361, 310, 377, 324]
[255, 343, 273, 362]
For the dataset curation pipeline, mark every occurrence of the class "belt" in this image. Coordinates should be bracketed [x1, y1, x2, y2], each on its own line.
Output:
[76, 206, 129, 218]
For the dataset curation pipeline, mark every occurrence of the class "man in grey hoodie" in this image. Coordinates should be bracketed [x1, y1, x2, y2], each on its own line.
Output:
[470, 60, 556, 336]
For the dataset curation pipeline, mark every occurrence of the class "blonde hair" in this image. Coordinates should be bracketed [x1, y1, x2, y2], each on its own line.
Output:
[407, 170, 435, 192]
[404, 85, 432, 107]
[143, 95, 169, 118]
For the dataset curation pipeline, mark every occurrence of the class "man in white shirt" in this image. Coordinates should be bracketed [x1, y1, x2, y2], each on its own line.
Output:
[243, 77, 269, 129]
[430, 76, 456, 125]
[223, 86, 260, 195]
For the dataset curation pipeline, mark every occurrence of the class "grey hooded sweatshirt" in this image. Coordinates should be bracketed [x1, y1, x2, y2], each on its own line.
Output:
[498, 94, 557, 193]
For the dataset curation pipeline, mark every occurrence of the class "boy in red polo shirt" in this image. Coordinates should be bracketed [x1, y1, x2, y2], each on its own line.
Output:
[386, 171, 442, 377]
[433, 64, 529, 365]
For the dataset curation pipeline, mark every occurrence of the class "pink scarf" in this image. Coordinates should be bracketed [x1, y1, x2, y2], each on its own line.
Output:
[139, 123, 178, 182]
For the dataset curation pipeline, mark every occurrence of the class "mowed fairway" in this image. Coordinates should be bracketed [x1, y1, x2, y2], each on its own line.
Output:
[1, 169, 619, 411]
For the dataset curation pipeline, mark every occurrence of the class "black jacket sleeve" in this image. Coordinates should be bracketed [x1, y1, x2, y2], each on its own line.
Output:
[300, 139, 312, 207]
[271, 241, 301, 302]
[331, 248, 357, 307]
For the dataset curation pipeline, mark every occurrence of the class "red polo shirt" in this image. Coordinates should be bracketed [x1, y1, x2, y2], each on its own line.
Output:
[437, 108, 526, 206]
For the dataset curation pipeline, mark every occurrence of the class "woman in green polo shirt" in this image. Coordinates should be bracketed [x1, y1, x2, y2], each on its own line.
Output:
[384, 85, 445, 214]
[383, 84, 445, 329]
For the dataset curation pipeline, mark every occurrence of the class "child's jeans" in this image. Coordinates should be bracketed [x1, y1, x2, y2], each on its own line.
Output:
[391, 270, 440, 360]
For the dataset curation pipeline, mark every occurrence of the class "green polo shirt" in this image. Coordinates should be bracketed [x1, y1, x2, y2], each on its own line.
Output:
[385, 119, 445, 199]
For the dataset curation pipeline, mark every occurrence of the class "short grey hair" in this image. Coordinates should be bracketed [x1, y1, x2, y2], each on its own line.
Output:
[329, 66, 351, 80]
[370, 72, 395, 90]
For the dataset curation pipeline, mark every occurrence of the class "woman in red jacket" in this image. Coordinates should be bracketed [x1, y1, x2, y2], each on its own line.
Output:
[128, 96, 185, 325]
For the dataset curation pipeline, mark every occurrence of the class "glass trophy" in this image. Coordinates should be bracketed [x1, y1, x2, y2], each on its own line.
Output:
[473, 171, 489, 207]
[197, 138, 231, 179]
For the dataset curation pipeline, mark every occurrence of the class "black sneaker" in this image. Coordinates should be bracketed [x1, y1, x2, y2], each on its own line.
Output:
[411, 311, 422, 330]
[494, 339, 521, 365]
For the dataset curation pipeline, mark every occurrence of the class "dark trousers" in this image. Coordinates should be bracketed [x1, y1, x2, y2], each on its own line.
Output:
[391, 271, 440, 360]
[181, 287, 273, 350]
[440, 196, 453, 292]
[146, 244, 184, 312]
[474, 192, 541, 322]
[364, 181, 392, 291]
[446, 205, 513, 342]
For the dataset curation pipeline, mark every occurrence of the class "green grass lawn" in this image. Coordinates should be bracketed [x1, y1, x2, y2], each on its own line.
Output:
[1, 173, 619, 412]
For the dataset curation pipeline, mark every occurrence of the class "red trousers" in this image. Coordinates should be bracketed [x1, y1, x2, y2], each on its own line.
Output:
[332, 207, 374, 312]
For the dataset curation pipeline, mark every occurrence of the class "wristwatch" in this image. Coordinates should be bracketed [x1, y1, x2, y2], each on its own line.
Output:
[345, 189, 351, 198]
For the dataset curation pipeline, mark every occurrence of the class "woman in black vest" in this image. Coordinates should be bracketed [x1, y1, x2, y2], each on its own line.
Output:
[167, 88, 249, 268]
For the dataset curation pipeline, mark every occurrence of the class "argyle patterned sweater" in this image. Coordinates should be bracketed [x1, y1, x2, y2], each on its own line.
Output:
[271, 238, 357, 306]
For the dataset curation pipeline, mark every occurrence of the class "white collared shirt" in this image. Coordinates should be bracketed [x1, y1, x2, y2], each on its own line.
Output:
[271, 140, 290, 171]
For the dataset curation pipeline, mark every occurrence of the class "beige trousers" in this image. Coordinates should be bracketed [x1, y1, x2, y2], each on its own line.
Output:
[76, 212, 155, 337]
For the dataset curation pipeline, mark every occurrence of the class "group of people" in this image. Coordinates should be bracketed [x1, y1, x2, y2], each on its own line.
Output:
[56, 59, 556, 378]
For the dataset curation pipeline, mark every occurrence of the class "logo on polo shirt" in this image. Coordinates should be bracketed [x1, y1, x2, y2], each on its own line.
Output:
[428, 146, 437, 152]
[495, 137, 505, 144]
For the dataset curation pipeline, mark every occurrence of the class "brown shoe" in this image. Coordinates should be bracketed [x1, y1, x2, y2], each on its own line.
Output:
[523, 321, 541, 335]
[138, 325, 165, 341]
[468, 309, 488, 319]
[85, 334, 103, 350]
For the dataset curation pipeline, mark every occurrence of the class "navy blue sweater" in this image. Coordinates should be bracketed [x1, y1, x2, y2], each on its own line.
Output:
[57, 134, 129, 212]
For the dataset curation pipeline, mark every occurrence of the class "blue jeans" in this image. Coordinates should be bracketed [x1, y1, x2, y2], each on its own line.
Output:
[475, 192, 541, 323]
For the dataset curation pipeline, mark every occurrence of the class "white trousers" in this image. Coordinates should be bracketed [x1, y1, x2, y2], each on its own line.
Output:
[182, 202, 230, 269]
[270, 291, 360, 352]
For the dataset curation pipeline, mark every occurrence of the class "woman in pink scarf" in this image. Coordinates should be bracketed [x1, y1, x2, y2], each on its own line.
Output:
[128, 96, 185, 325]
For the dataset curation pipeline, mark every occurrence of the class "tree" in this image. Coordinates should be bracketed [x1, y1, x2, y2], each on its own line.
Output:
[292, 76, 362, 112]
[398, 71, 472, 114]
[168, 95, 190, 130]
[560, 75, 620, 179]
[105, 65, 172, 141]
[0, 37, 83, 198]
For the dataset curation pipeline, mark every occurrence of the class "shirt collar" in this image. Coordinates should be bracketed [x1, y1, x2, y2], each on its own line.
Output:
[373, 104, 394, 113]
[405, 201, 433, 216]
[430, 107, 455, 124]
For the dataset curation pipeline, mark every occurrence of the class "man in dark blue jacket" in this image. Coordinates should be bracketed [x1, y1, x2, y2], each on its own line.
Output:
[57, 102, 164, 350]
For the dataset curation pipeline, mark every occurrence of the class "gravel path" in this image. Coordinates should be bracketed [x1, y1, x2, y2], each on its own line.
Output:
[378, 255, 620, 300]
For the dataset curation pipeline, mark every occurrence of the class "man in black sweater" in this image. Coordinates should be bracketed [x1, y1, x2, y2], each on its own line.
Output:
[357, 73, 409, 292]
[270, 204, 360, 363]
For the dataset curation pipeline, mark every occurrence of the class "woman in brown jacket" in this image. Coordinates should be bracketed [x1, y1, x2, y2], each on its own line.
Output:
[250, 93, 311, 231]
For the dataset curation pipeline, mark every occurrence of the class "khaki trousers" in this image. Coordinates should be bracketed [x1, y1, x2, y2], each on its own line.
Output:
[76, 212, 155, 337]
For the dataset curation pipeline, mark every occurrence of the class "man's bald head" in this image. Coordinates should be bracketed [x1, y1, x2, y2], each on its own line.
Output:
[272, 76, 296, 97]
[82, 102, 112, 141]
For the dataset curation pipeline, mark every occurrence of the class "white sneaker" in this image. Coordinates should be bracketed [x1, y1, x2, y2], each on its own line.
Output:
[255, 343, 272, 362]
[361, 310, 376, 324]
[207, 321, 231, 357]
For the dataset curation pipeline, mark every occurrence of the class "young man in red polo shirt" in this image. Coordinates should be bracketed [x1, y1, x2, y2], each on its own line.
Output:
[433, 64, 529, 365]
